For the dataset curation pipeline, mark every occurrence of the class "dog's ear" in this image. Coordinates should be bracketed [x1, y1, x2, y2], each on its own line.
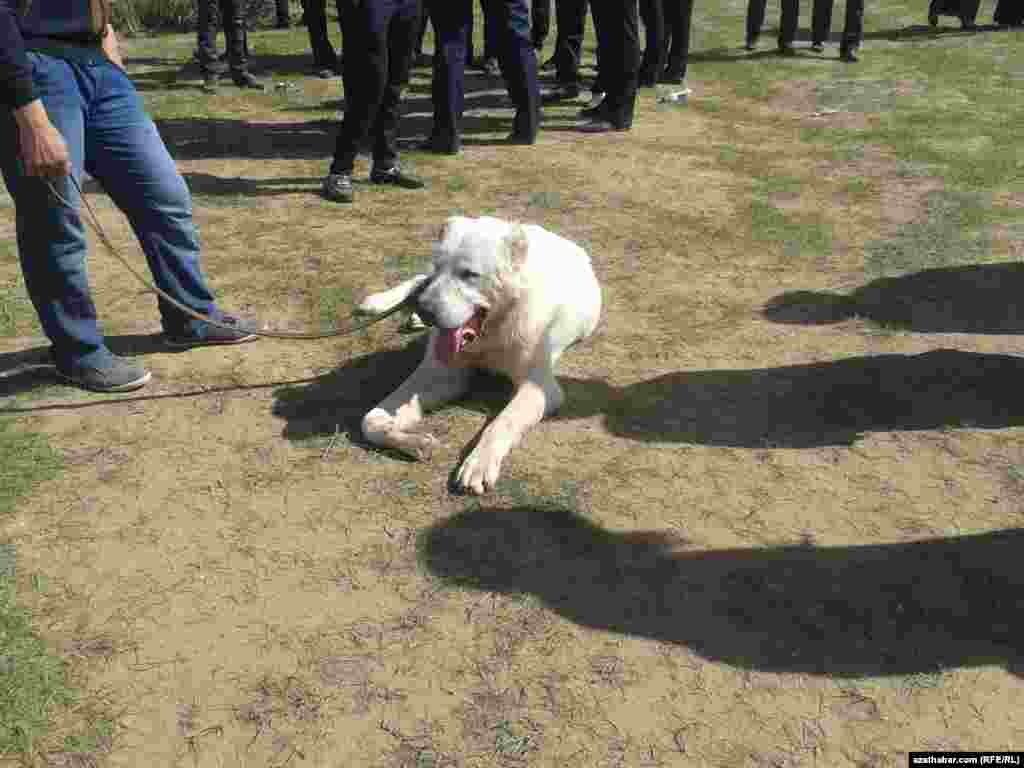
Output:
[503, 225, 530, 269]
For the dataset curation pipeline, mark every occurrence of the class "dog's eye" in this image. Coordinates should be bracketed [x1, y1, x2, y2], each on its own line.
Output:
[458, 269, 481, 280]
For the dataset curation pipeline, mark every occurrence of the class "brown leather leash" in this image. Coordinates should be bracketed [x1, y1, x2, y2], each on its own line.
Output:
[45, 174, 424, 339]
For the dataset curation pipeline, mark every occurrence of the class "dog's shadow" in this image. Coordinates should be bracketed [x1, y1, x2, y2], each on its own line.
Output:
[763, 263, 1024, 335]
[419, 506, 1024, 677]
[271, 333, 515, 447]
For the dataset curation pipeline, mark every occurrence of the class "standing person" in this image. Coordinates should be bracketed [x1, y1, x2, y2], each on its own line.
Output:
[423, 0, 540, 150]
[0, 0, 257, 393]
[196, 0, 262, 89]
[540, 0, 588, 101]
[322, 0, 424, 204]
[660, 0, 694, 83]
[579, 0, 639, 132]
[637, 0, 665, 87]
[811, 0, 864, 62]
[745, 0, 799, 55]
[301, 0, 342, 77]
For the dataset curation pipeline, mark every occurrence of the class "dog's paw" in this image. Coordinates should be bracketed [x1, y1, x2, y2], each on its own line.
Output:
[454, 444, 504, 495]
[399, 432, 438, 461]
[354, 292, 394, 316]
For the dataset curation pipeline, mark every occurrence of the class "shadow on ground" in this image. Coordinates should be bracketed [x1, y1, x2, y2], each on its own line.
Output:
[559, 349, 1024, 448]
[420, 506, 1024, 677]
[763, 263, 1024, 334]
[270, 343, 1024, 449]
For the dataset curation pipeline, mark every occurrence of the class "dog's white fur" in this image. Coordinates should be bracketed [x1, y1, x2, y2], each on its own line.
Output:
[358, 215, 602, 494]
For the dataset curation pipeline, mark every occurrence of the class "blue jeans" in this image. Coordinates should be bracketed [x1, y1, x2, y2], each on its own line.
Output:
[0, 51, 217, 369]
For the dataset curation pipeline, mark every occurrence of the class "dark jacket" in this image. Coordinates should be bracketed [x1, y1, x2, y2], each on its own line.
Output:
[1, 0, 110, 109]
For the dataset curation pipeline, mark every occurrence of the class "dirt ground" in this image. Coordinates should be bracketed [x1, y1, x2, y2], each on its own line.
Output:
[1, 40, 1023, 768]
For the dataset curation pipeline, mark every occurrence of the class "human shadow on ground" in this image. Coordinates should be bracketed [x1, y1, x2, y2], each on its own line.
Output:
[419, 506, 1024, 677]
[557, 349, 1024, 448]
[155, 109, 523, 162]
[271, 339, 1024, 449]
[763, 263, 1024, 335]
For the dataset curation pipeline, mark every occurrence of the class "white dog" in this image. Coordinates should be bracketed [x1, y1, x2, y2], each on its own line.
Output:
[357, 215, 602, 495]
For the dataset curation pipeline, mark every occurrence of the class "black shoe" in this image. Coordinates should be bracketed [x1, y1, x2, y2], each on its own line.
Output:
[201, 72, 221, 92]
[578, 97, 607, 120]
[54, 354, 152, 393]
[164, 315, 258, 349]
[370, 165, 425, 189]
[778, 44, 797, 56]
[503, 131, 536, 146]
[482, 57, 501, 77]
[540, 84, 580, 103]
[322, 173, 354, 203]
[660, 66, 684, 84]
[231, 70, 264, 89]
[540, 55, 557, 72]
[275, 18, 290, 29]
[840, 46, 860, 62]
[417, 135, 462, 155]
[810, 41, 825, 53]
[577, 118, 630, 134]
[744, 37, 757, 51]
[638, 74, 657, 88]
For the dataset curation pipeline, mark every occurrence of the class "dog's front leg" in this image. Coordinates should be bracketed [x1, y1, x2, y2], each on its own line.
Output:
[356, 274, 429, 316]
[362, 333, 471, 460]
[455, 368, 564, 495]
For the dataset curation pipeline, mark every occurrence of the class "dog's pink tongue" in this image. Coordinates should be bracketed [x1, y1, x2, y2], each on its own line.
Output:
[435, 327, 463, 366]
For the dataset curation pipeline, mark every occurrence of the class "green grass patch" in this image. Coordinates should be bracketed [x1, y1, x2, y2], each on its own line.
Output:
[0, 278, 36, 338]
[0, 420, 62, 517]
[0, 575, 78, 756]
[316, 283, 356, 331]
[0, 421, 74, 758]
[749, 199, 833, 259]
[864, 190, 994, 279]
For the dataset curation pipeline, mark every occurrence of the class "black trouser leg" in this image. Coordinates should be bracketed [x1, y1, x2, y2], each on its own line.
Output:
[493, 0, 540, 140]
[841, 0, 864, 50]
[532, 0, 552, 48]
[745, 0, 766, 45]
[428, 0, 472, 142]
[594, 0, 639, 128]
[196, 0, 222, 73]
[332, 0, 389, 173]
[554, 0, 588, 86]
[812, 0, 833, 44]
[778, 0, 799, 47]
[372, 0, 419, 169]
[219, 0, 248, 71]
[664, 0, 693, 78]
[303, 0, 337, 67]
[638, 0, 665, 83]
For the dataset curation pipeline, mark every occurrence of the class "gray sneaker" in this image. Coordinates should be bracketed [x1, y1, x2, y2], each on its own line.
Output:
[322, 173, 354, 203]
[55, 355, 152, 393]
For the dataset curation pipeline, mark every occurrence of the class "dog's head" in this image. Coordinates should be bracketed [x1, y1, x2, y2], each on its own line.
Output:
[415, 216, 529, 365]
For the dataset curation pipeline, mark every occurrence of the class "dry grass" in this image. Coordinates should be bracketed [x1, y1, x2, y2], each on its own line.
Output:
[1, 12, 1023, 768]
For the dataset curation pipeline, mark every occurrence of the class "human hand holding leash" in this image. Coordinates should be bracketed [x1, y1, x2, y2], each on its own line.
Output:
[14, 100, 71, 178]
[101, 24, 125, 69]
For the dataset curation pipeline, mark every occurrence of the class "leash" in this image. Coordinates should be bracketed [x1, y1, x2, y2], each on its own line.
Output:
[44, 175, 425, 340]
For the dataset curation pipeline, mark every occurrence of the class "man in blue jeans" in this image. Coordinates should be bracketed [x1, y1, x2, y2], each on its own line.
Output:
[0, 0, 256, 393]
